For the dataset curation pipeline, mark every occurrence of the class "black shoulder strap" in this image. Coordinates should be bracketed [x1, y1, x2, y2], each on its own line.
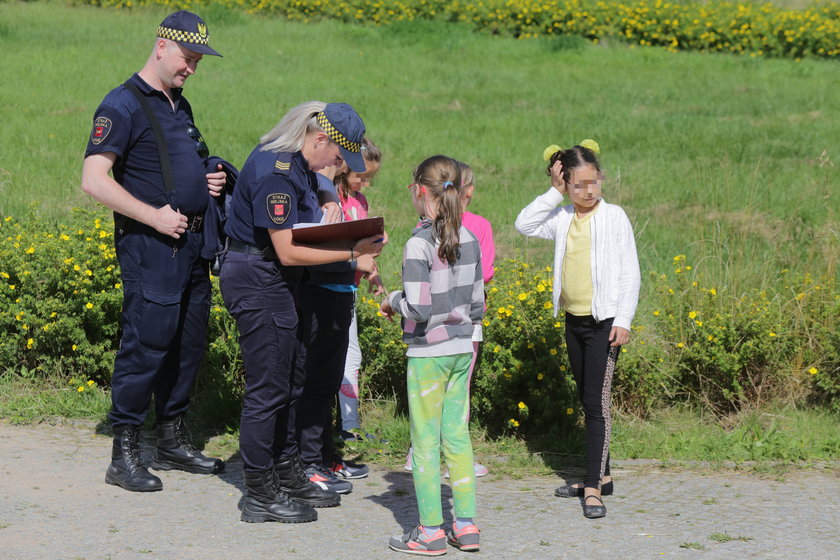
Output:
[123, 80, 176, 196]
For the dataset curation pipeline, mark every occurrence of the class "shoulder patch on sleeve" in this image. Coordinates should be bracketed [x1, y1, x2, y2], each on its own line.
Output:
[273, 152, 292, 175]
[90, 116, 113, 145]
[266, 193, 291, 225]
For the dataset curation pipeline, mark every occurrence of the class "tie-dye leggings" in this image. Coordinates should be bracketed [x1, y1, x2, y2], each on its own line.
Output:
[407, 353, 476, 527]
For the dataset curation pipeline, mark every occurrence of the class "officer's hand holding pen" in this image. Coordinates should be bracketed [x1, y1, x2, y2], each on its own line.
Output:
[154, 205, 189, 239]
[353, 231, 388, 258]
[206, 164, 226, 198]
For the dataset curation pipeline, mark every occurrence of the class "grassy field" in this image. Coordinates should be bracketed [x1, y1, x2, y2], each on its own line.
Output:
[1, 1, 837, 288]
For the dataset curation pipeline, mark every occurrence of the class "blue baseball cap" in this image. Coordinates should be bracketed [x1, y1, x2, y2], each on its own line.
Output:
[316, 103, 366, 172]
[157, 11, 222, 57]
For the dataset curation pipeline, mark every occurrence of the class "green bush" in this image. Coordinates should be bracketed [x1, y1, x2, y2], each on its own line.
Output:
[2, 210, 835, 427]
[0, 210, 122, 383]
[83, 0, 840, 59]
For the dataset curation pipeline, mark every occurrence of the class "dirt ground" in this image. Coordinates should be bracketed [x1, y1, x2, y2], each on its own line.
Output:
[1, 421, 837, 560]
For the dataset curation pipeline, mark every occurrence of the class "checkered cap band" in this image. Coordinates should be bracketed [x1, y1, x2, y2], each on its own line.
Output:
[316, 112, 361, 153]
[157, 25, 209, 46]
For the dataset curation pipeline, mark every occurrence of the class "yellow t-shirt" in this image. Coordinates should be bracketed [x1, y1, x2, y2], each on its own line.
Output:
[561, 212, 593, 316]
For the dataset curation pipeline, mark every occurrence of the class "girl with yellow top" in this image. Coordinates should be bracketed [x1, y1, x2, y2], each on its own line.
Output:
[515, 141, 640, 519]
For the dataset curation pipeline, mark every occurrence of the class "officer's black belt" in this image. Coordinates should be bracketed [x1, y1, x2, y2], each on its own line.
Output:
[185, 215, 204, 233]
[227, 239, 276, 259]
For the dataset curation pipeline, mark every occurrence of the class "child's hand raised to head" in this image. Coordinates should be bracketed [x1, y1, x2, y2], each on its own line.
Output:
[550, 160, 566, 195]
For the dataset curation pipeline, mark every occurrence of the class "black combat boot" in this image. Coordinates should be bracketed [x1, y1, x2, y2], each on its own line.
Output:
[241, 469, 318, 523]
[274, 454, 341, 508]
[151, 415, 224, 474]
[105, 425, 163, 492]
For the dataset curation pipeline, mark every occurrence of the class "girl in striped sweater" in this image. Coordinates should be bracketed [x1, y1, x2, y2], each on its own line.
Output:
[381, 155, 484, 555]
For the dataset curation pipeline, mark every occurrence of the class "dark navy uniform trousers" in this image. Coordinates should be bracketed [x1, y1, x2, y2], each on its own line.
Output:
[220, 251, 306, 472]
[110, 223, 210, 427]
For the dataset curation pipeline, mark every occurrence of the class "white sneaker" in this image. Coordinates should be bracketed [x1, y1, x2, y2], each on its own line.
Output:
[444, 462, 489, 478]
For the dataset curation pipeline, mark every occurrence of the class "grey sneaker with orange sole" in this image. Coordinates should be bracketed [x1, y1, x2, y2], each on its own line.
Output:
[389, 526, 447, 556]
[447, 523, 480, 552]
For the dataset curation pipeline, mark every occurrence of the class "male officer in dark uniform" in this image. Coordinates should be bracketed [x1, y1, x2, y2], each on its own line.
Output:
[82, 10, 226, 492]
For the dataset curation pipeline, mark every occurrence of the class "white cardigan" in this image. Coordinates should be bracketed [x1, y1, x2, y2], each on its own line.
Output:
[515, 188, 640, 330]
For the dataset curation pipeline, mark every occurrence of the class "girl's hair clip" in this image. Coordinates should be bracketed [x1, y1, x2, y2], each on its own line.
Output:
[442, 180, 454, 189]
[543, 144, 562, 162]
[580, 139, 600, 154]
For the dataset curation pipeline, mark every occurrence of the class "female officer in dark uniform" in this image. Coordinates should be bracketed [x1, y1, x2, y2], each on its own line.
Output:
[220, 101, 383, 523]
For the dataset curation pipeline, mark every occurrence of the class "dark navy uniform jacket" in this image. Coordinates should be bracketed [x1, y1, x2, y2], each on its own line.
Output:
[226, 147, 358, 286]
[84, 73, 208, 217]
[225, 148, 323, 245]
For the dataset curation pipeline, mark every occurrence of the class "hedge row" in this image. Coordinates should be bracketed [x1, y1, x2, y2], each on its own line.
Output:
[85, 0, 840, 59]
[5, 211, 836, 433]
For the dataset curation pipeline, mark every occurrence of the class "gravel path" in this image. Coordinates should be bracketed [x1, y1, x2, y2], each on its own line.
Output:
[1, 422, 837, 560]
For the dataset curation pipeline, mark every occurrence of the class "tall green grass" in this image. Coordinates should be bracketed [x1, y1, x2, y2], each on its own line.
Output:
[1, 2, 837, 293]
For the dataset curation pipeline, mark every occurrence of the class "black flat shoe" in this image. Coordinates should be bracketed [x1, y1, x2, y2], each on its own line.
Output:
[582, 494, 606, 519]
[554, 480, 613, 498]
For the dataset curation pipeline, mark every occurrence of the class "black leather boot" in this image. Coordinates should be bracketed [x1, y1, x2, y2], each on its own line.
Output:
[274, 454, 341, 508]
[105, 425, 163, 492]
[152, 415, 224, 474]
[241, 469, 318, 523]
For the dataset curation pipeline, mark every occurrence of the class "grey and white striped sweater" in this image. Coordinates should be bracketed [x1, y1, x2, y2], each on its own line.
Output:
[387, 219, 485, 358]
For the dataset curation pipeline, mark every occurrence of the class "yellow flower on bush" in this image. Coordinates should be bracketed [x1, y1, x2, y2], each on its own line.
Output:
[537, 373, 544, 380]
[518, 293, 528, 301]
[710, 288, 717, 296]
[769, 331, 777, 337]
[653, 310, 660, 316]
[677, 342, 685, 348]
[550, 348, 558, 355]
[508, 418, 520, 428]
[518, 401, 526, 409]
[85, 302, 93, 309]
[695, 321, 703, 327]
[688, 311, 697, 319]
[87, 380, 95, 386]
[543, 301, 553, 310]
[566, 408, 574, 415]
[808, 367, 818, 375]
[26, 338, 34, 349]
[25, 247, 34, 254]
[77, 386, 85, 393]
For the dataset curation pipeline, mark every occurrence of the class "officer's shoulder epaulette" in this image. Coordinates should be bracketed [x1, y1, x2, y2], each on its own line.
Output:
[273, 152, 292, 175]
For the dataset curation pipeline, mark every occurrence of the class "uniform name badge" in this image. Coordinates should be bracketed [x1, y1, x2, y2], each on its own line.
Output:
[267, 193, 291, 225]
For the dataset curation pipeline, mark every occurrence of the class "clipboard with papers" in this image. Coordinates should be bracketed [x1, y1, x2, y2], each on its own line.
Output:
[291, 216, 385, 245]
